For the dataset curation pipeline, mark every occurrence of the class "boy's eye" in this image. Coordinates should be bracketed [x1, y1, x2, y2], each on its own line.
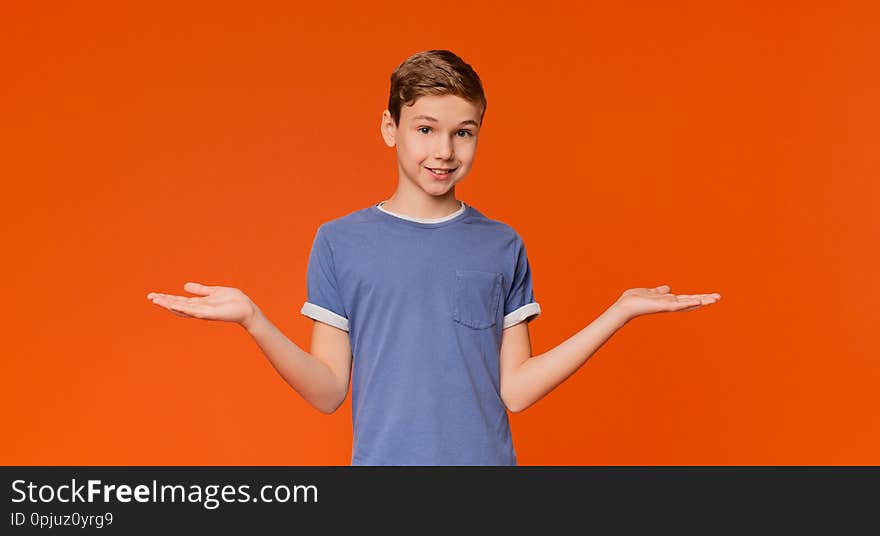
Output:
[417, 126, 474, 137]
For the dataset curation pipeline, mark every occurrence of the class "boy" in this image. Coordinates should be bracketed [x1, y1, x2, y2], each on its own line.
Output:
[147, 50, 721, 465]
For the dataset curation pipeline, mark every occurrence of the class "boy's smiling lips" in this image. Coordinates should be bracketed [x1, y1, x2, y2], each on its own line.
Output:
[426, 166, 457, 180]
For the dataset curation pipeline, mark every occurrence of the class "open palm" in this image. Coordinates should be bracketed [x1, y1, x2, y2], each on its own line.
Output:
[147, 282, 257, 326]
[614, 285, 721, 321]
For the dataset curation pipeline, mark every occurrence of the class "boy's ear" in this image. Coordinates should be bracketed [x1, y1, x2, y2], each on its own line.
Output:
[380, 110, 396, 148]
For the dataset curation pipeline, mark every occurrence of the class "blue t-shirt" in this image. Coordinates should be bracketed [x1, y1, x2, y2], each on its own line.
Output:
[300, 200, 541, 465]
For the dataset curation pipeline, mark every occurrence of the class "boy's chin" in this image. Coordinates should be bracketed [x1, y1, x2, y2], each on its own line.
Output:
[424, 173, 465, 189]
[421, 181, 458, 196]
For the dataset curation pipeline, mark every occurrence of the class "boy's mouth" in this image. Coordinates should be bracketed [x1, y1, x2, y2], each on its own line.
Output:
[426, 167, 456, 177]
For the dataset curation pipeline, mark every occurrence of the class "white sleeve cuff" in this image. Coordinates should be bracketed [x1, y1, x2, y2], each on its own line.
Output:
[502, 302, 541, 329]
[301, 302, 350, 332]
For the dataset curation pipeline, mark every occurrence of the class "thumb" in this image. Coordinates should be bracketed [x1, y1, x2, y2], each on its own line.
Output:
[184, 282, 215, 295]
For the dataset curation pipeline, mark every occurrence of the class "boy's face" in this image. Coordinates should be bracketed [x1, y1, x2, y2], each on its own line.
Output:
[381, 94, 482, 198]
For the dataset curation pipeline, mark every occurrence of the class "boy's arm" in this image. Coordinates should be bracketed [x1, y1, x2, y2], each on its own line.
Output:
[148, 283, 351, 415]
[499, 306, 628, 413]
[244, 310, 352, 415]
[499, 286, 721, 413]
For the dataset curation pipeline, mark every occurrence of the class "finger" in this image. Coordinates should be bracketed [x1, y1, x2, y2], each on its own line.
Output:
[147, 292, 186, 300]
[168, 302, 204, 318]
[150, 293, 185, 300]
[674, 296, 703, 307]
[677, 295, 723, 309]
[676, 294, 713, 302]
[150, 297, 195, 318]
[155, 293, 205, 305]
[162, 298, 205, 318]
[679, 293, 721, 301]
[654, 285, 671, 293]
[167, 307, 194, 318]
[184, 282, 216, 296]
[687, 294, 721, 304]
[152, 294, 199, 310]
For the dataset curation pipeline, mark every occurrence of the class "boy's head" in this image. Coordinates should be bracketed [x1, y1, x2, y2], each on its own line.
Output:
[386, 49, 487, 127]
[381, 50, 487, 199]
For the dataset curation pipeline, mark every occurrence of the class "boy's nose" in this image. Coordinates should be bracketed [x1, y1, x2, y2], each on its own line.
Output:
[434, 138, 454, 159]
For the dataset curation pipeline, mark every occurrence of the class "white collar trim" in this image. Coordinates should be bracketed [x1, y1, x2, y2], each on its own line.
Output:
[376, 200, 466, 223]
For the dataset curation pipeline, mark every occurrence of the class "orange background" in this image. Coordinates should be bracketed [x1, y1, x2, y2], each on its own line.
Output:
[2, 1, 877, 465]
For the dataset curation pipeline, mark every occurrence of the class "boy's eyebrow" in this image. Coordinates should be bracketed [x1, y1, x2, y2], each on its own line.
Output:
[411, 114, 480, 127]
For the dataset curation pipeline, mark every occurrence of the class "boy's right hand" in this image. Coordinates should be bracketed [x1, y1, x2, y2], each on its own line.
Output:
[147, 282, 260, 330]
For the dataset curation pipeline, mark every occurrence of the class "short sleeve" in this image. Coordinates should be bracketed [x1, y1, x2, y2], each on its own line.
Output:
[300, 225, 350, 332]
[503, 234, 541, 329]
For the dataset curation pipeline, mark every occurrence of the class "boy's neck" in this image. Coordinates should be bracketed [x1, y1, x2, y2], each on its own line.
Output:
[381, 190, 462, 220]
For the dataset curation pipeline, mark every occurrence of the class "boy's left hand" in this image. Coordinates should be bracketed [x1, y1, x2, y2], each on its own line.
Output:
[612, 285, 721, 323]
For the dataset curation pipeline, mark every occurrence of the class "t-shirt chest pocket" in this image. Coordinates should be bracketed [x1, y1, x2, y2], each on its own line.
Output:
[452, 270, 503, 329]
